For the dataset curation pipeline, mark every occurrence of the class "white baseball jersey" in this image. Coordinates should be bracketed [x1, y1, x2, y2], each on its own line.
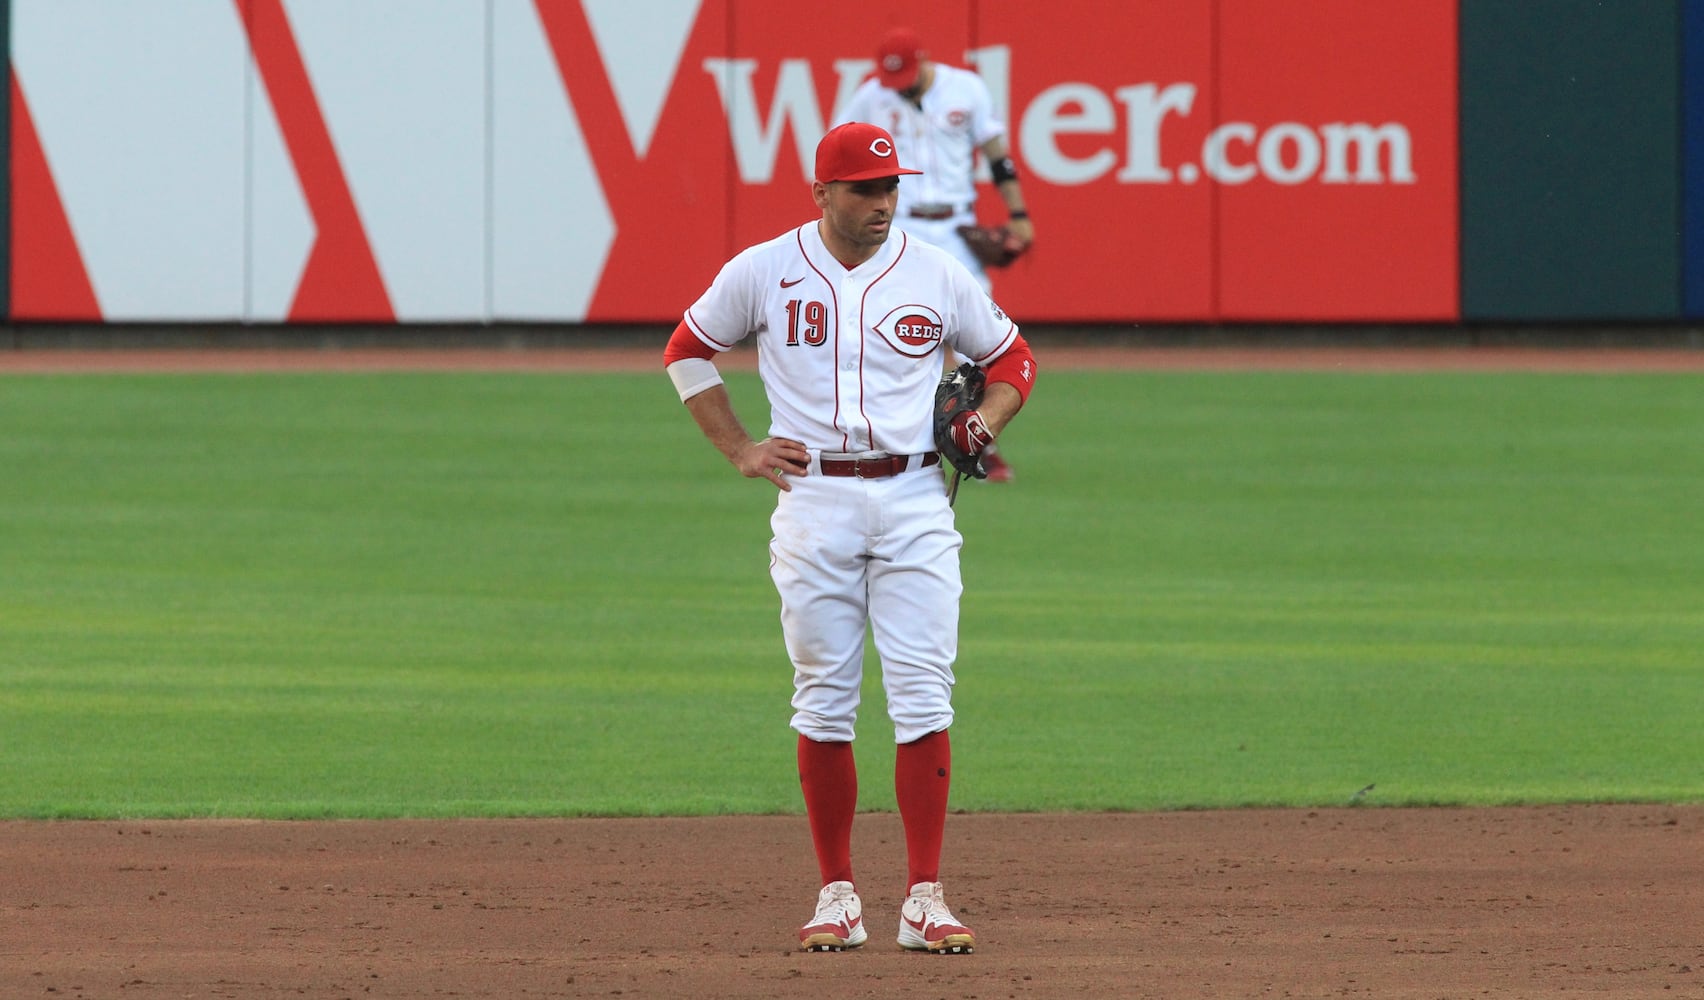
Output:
[834, 64, 1006, 219]
[682, 221, 1019, 457]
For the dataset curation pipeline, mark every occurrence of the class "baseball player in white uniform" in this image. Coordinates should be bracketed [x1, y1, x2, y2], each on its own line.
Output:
[835, 27, 1034, 481]
[663, 122, 1037, 955]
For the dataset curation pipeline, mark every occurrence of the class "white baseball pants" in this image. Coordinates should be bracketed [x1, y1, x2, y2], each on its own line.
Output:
[894, 213, 992, 293]
[770, 459, 962, 744]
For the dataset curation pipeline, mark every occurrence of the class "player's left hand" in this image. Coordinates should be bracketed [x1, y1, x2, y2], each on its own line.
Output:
[956, 224, 1030, 267]
[1007, 217, 1034, 245]
[948, 409, 995, 458]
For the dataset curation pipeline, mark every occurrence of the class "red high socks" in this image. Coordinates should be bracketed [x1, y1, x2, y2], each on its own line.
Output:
[797, 736, 858, 885]
[894, 729, 951, 888]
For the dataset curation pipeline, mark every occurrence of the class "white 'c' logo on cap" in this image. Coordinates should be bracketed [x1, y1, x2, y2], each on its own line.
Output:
[870, 138, 894, 157]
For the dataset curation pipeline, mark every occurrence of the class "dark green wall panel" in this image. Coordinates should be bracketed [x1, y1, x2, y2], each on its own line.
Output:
[1461, 0, 1681, 320]
[1685, 0, 1704, 316]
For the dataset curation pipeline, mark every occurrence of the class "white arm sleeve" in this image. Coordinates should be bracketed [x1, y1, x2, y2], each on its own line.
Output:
[666, 356, 724, 402]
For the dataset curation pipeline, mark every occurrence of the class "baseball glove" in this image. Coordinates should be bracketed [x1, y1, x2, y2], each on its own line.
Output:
[956, 224, 1030, 268]
[933, 362, 989, 483]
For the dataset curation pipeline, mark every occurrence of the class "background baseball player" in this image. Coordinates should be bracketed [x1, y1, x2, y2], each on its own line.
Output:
[834, 26, 1035, 482]
[662, 122, 1037, 954]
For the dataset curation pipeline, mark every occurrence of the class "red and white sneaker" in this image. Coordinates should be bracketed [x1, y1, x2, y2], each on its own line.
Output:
[897, 881, 976, 954]
[980, 445, 1014, 483]
[799, 880, 867, 952]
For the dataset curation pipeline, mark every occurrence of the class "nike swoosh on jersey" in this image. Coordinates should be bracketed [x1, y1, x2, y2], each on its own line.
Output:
[780, 276, 806, 288]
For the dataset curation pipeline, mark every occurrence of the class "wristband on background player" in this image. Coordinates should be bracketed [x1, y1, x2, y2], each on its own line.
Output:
[988, 157, 1029, 226]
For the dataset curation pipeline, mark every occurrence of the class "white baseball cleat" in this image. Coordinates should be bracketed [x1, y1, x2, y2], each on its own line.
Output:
[799, 880, 867, 952]
[897, 881, 976, 954]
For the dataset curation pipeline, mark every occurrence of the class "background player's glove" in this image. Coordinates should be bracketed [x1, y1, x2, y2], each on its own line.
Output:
[956, 224, 1031, 268]
[934, 362, 990, 480]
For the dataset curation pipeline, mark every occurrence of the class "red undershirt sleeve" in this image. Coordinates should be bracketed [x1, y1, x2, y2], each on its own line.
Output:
[662, 320, 718, 367]
[982, 334, 1036, 406]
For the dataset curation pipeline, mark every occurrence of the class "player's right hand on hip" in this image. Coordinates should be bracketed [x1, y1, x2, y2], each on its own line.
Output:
[737, 437, 810, 491]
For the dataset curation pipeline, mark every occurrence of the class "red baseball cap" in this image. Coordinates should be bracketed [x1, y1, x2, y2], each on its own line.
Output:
[814, 122, 923, 183]
[877, 27, 924, 90]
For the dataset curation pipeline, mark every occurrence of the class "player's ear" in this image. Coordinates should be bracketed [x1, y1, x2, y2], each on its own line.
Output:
[811, 180, 831, 209]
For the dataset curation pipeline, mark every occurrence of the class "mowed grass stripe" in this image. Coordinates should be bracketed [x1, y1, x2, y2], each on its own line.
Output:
[1, 371, 1699, 817]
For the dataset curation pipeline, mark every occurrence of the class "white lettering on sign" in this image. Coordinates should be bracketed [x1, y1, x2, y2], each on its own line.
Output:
[1201, 120, 1415, 185]
[704, 47, 1416, 188]
[701, 57, 827, 183]
[1023, 80, 1415, 187]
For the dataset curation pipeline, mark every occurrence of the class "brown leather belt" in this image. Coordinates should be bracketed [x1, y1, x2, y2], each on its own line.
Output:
[907, 205, 964, 220]
[819, 452, 940, 479]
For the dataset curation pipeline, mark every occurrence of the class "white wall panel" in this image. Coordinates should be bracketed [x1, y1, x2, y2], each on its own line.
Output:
[583, 0, 701, 159]
[246, 51, 316, 324]
[284, 0, 487, 321]
[13, 0, 248, 320]
[489, 0, 612, 321]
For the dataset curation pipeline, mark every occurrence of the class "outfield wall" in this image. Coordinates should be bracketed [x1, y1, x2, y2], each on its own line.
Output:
[1461, 0, 1681, 321]
[3, 1, 1700, 327]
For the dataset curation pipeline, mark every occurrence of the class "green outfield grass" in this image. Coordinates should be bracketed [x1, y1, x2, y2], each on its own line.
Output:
[2, 369, 1700, 818]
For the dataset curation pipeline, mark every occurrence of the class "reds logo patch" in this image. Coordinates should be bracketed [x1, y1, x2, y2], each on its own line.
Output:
[873, 304, 945, 358]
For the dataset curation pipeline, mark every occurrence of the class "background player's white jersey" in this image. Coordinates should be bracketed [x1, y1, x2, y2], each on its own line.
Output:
[835, 65, 1005, 218]
[682, 222, 1019, 456]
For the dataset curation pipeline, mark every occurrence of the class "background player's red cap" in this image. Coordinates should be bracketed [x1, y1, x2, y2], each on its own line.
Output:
[814, 122, 923, 183]
[876, 27, 924, 90]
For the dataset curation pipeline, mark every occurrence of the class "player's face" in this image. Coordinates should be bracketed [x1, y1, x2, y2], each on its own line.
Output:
[815, 177, 901, 262]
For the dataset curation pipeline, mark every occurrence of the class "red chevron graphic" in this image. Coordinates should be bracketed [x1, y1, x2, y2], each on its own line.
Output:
[532, 0, 638, 321]
[10, 71, 101, 320]
[239, 0, 392, 322]
[531, 0, 727, 321]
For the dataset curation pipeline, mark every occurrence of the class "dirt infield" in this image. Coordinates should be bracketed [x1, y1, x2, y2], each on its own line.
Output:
[4, 807, 1701, 999]
[6, 342, 1702, 998]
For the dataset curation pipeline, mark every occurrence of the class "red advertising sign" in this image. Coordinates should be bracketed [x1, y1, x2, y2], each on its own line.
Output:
[975, 0, 1218, 320]
[666, 0, 1460, 322]
[9, 0, 1458, 324]
[1214, 1, 1459, 320]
